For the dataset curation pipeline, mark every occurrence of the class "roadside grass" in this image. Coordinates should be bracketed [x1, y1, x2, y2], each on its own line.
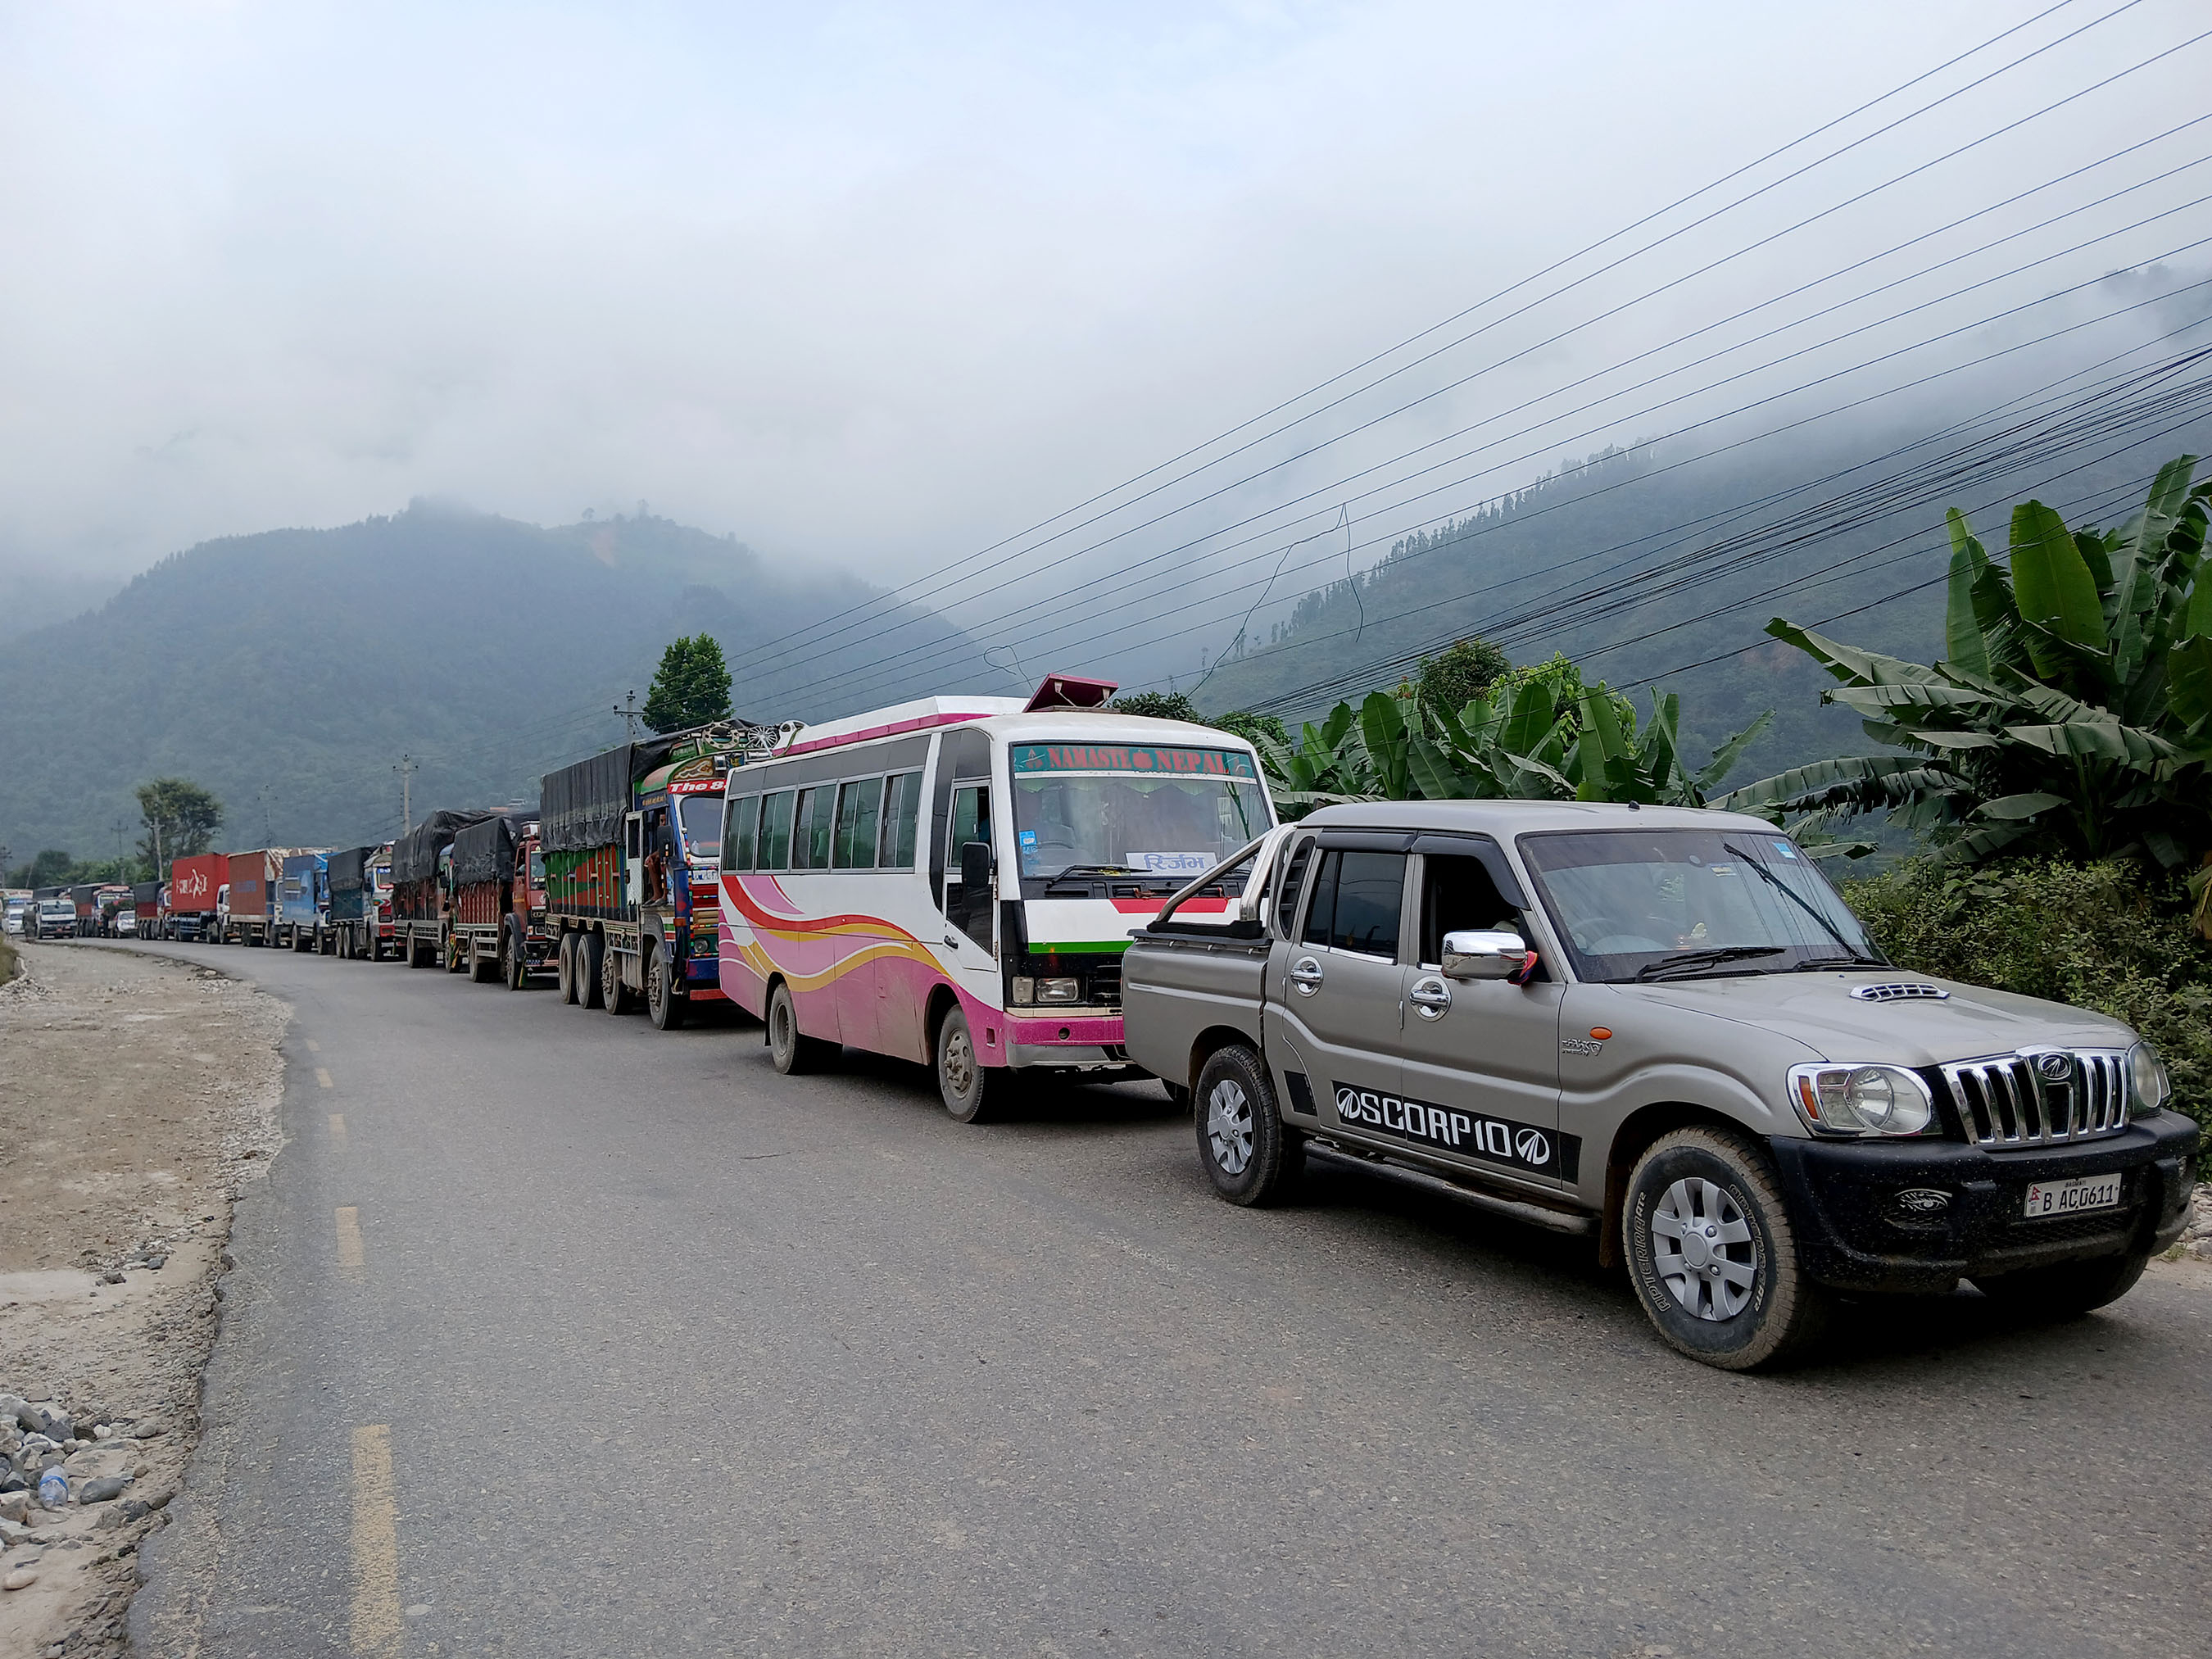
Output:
[1847, 857, 2212, 1140]
[0, 932, 18, 983]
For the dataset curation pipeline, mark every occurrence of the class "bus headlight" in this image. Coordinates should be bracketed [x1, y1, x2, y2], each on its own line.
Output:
[1788, 1063, 1936, 1137]
[2129, 1043, 2171, 1115]
[1037, 977, 1081, 1004]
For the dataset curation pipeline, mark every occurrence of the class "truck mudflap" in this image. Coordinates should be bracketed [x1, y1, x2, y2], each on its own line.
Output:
[1767, 1112, 2199, 1294]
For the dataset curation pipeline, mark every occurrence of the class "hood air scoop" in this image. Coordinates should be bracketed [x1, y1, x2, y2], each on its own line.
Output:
[1848, 981, 1950, 1003]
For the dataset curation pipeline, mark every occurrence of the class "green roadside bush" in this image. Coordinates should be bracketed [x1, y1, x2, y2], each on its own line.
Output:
[1844, 857, 2212, 1137]
[0, 933, 18, 984]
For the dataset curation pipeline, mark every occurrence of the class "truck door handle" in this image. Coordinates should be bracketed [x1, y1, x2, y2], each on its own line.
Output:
[1407, 975, 1453, 1018]
[1289, 955, 1324, 995]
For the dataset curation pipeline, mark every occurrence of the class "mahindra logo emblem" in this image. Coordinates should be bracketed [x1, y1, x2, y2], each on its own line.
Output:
[1514, 1127, 1550, 1165]
[2036, 1053, 2072, 1081]
[1894, 1187, 1950, 1215]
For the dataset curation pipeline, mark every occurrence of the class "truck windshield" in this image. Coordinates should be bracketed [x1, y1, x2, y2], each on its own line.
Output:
[1519, 829, 1879, 982]
[676, 796, 721, 861]
[1012, 771, 1269, 881]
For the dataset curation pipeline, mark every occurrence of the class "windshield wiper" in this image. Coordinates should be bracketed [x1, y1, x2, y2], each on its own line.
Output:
[1788, 953, 1887, 971]
[1720, 842, 1872, 960]
[1633, 945, 1786, 982]
[1042, 863, 1144, 882]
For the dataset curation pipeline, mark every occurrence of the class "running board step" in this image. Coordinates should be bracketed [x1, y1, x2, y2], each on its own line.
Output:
[1308, 1144, 1596, 1235]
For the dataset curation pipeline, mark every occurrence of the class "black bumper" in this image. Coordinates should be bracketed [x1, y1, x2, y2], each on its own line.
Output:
[1768, 1113, 2200, 1294]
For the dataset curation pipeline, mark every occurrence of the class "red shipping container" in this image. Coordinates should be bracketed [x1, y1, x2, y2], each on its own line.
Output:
[170, 854, 225, 910]
[226, 851, 281, 922]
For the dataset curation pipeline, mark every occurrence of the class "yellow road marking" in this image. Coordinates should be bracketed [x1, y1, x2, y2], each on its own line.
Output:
[316, 1067, 334, 1090]
[335, 1207, 365, 1270]
[329, 1113, 347, 1142]
[307, 1038, 321, 1053]
[349, 1424, 402, 1657]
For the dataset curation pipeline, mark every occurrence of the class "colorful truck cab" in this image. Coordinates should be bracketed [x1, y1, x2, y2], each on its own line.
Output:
[540, 726, 755, 1028]
[718, 677, 1276, 1120]
[279, 851, 331, 951]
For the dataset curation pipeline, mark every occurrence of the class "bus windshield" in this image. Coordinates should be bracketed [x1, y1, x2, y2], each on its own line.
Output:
[1012, 772, 1269, 881]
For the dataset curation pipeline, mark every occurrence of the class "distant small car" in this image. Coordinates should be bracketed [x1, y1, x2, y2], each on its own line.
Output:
[114, 910, 138, 937]
[2, 902, 25, 936]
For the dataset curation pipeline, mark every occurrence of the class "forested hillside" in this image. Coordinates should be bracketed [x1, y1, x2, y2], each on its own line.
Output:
[0, 504, 1009, 857]
[1190, 408, 2212, 779]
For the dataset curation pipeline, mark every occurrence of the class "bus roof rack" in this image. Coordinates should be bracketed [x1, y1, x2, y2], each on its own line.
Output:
[1024, 673, 1118, 712]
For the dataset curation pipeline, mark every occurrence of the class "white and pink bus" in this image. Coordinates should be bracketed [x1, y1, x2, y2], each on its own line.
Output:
[717, 676, 1276, 1119]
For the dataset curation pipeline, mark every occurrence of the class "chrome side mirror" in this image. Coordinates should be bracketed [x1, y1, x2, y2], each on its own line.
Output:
[1441, 929, 1530, 981]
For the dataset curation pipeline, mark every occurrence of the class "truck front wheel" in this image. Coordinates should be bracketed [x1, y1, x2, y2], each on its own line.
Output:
[1194, 1046, 1301, 1206]
[1624, 1126, 1830, 1371]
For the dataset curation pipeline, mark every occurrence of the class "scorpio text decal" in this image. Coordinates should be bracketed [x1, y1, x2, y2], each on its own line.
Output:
[1332, 1084, 1579, 1181]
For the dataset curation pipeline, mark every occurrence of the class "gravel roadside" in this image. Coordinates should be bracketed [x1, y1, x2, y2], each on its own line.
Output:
[0, 944, 284, 1659]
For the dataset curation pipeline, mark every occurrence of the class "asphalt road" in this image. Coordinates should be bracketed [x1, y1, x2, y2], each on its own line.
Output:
[98, 937, 2210, 1658]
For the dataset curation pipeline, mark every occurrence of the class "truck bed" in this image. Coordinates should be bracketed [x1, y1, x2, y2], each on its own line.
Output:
[1120, 927, 1271, 1092]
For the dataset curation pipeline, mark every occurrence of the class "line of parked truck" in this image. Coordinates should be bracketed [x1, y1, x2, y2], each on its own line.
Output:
[20, 672, 2199, 1370]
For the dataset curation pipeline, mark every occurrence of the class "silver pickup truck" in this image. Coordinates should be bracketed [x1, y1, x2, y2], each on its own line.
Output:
[1122, 802, 2200, 1369]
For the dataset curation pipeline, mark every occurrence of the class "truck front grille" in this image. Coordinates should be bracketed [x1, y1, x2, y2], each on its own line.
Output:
[1941, 1049, 2130, 1149]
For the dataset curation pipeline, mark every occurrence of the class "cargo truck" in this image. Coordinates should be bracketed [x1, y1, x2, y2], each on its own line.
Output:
[167, 854, 224, 941]
[446, 813, 555, 986]
[68, 883, 100, 937]
[329, 845, 396, 959]
[132, 882, 161, 937]
[542, 725, 759, 1027]
[392, 810, 501, 969]
[216, 850, 290, 946]
[94, 884, 133, 936]
[279, 851, 331, 951]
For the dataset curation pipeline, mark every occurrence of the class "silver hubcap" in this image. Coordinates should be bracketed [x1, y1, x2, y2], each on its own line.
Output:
[1650, 1176, 1758, 1321]
[1206, 1079, 1254, 1176]
[942, 1027, 975, 1099]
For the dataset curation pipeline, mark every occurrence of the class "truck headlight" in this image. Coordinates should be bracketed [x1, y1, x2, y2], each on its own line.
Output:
[1037, 977, 1081, 1004]
[2128, 1042, 2171, 1115]
[1788, 1063, 1936, 1137]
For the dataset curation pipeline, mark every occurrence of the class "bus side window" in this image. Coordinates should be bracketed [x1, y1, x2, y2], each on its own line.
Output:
[758, 791, 795, 870]
[726, 796, 758, 872]
[879, 771, 922, 868]
[833, 779, 882, 869]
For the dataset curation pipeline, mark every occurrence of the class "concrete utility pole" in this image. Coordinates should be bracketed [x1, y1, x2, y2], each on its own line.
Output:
[112, 820, 127, 880]
[395, 754, 416, 834]
[613, 691, 641, 743]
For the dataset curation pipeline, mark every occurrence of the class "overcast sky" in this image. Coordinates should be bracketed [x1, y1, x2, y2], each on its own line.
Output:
[3, 0, 2207, 611]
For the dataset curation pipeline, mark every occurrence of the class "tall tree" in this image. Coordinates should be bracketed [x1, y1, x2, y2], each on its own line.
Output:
[641, 635, 734, 733]
[137, 777, 224, 872]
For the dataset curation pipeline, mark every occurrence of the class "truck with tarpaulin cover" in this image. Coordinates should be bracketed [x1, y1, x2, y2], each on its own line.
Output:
[329, 844, 395, 959]
[67, 884, 100, 936]
[447, 812, 555, 987]
[130, 882, 161, 936]
[279, 851, 331, 951]
[167, 854, 224, 941]
[542, 723, 759, 1027]
[391, 809, 501, 969]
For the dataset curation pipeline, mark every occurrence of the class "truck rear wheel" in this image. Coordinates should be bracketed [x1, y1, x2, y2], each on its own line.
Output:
[1194, 1046, 1301, 1205]
[602, 941, 637, 1014]
[407, 932, 432, 968]
[647, 945, 685, 1030]
[768, 981, 832, 1075]
[557, 933, 578, 1002]
[578, 931, 606, 1009]
[469, 936, 496, 982]
[1624, 1126, 1830, 1371]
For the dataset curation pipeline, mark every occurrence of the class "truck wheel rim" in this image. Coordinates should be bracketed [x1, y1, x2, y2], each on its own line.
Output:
[1206, 1079, 1254, 1176]
[942, 1026, 975, 1098]
[1651, 1176, 1758, 1321]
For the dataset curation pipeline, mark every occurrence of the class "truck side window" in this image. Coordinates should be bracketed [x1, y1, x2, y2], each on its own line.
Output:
[1273, 839, 1313, 938]
[1418, 854, 1521, 966]
[1300, 849, 1406, 959]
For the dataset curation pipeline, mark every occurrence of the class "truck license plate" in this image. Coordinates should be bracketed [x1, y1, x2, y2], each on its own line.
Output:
[2022, 1174, 2122, 1220]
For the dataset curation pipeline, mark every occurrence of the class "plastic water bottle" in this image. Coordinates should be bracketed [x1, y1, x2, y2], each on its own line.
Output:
[37, 1466, 66, 1507]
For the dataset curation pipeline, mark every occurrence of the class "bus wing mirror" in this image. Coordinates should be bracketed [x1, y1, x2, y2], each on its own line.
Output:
[959, 840, 993, 895]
